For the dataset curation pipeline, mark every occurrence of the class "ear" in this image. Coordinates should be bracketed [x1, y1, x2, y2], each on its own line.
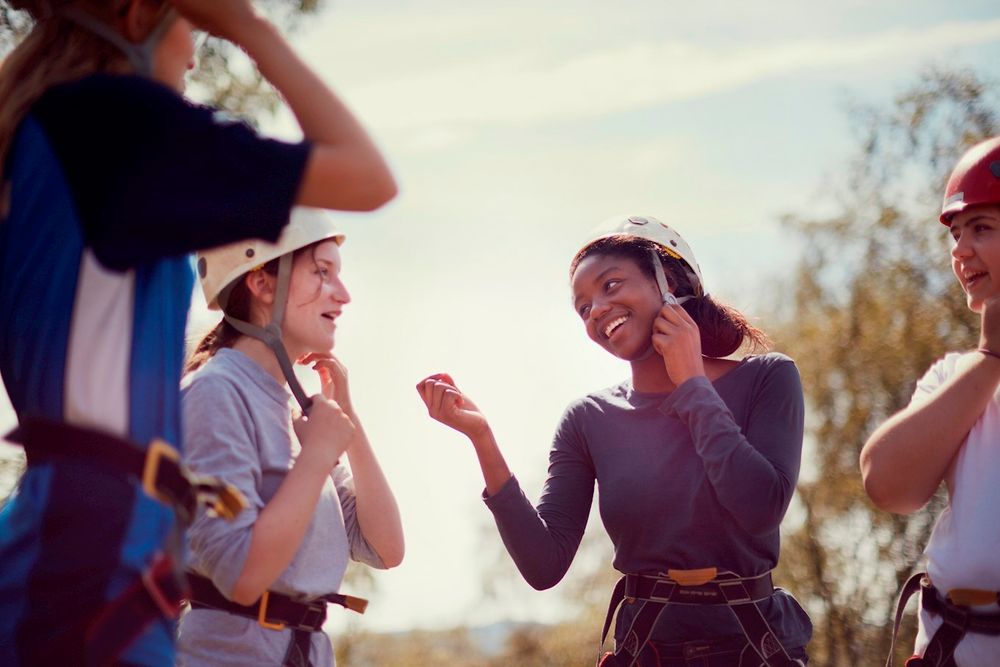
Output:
[244, 270, 276, 306]
[120, 0, 159, 43]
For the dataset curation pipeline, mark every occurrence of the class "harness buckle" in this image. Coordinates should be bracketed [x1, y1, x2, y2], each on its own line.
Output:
[258, 591, 287, 631]
[667, 567, 717, 586]
[192, 475, 248, 521]
[142, 439, 181, 507]
[947, 588, 999, 607]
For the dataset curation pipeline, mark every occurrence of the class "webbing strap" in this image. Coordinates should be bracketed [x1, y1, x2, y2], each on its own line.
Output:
[887, 572, 926, 667]
[220, 254, 313, 414]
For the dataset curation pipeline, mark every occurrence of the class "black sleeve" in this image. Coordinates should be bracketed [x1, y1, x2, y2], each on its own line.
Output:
[33, 74, 311, 271]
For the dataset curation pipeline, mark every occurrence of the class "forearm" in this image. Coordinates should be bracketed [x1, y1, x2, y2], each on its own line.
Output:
[669, 376, 798, 535]
[232, 16, 395, 208]
[861, 352, 1000, 513]
[344, 418, 404, 568]
[231, 450, 331, 604]
[469, 427, 513, 497]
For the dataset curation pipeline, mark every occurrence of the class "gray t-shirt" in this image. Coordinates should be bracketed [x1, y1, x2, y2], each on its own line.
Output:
[484, 353, 812, 648]
[175, 348, 383, 667]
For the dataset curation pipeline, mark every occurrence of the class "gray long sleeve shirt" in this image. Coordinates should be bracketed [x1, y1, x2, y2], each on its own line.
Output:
[484, 353, 812, 648]
[175, 348, 383, 667]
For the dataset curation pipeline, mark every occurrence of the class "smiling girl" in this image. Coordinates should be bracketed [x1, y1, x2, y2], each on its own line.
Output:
[418, 215, 811, 666]
[177, 208, 403, 667]
[862, 138, 1000, 667]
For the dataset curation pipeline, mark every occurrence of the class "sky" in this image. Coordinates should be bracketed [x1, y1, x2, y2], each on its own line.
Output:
[3, 0, 1000, 637]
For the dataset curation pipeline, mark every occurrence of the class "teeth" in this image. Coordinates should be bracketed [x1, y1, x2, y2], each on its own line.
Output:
[604, 315, 628, 338]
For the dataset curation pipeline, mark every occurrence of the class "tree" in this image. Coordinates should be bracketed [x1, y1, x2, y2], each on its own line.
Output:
[773, 67, 997, 665]
[0, 1, 324, 118]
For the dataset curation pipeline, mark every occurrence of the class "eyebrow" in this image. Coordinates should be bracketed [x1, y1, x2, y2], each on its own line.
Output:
[572, 265, 624, 306]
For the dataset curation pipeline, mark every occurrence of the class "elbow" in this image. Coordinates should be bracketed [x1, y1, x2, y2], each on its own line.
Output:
[861, 450, 926, 515]
[229, 578, 266, 607]
[378, 541, 405, 569]
[861, 472, 926, 515]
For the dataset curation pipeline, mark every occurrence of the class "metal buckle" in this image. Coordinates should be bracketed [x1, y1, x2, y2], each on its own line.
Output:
[142, 439, 180, 507]
[142, 554, 184, 619]
[258, 591, 286, 631]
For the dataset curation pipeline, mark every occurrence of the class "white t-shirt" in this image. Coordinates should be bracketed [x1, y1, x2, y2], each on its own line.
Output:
[911, 352, 1000, 666]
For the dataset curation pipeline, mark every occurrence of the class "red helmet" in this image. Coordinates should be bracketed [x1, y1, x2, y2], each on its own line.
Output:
[940, 137, 1000, 224]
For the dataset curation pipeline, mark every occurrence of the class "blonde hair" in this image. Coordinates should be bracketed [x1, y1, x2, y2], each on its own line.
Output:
[0, 1, 133, 169]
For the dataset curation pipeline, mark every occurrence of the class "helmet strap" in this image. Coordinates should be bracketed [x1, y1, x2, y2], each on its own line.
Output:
[58, 5, 177, 77]
[220, 254, 314, 415]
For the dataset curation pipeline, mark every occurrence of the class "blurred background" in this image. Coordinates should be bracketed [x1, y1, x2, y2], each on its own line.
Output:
[2, 1, 998, 663]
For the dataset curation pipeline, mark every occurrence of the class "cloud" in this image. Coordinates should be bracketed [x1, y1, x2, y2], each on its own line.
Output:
[345, 19, 1000, 131]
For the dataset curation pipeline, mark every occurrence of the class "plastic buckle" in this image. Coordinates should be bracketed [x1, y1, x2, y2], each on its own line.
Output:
[947, 588, 999, 607]
[142, 439, 181, 507]
[258, 591, 286, 631]
[192, 474, 248, 521]
[142, 554, 184, 619]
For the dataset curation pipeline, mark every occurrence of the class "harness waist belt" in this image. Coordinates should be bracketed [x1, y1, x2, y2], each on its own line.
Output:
[186, 573, 367, 633]
[625, 570, 774, 606]
[7, 417, 246, 523]
[921, 580, 1000, 636]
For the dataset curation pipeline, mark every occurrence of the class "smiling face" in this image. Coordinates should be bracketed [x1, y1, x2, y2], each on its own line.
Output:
[280, 240, 350, 359]
[571, 252, 664, 360]
[950, 205, 1000, 313]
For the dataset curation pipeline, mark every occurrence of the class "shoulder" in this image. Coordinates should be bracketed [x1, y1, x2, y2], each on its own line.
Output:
[182, 353, 251, 408]
[34, 74, 191, 127]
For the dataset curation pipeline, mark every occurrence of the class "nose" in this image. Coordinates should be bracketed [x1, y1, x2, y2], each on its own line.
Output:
[589, 297, 612, 322]
[332, 278, 351, 305]
[952, 230, 974, 261]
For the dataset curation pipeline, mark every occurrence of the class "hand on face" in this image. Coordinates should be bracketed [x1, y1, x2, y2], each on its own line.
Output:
[292, 394, 355, 470]
[301, 352, 351, 413]
[416, 373, 488, 439]
[651, 303, 706, 386]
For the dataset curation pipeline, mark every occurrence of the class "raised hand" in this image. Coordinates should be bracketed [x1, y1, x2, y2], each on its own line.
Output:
[651, 303, 706, 386]
[980, 294, 1000, 355]
[301, 352, 352, 414]
[416, 373, 489, 439]
[170, 0, 262, 43]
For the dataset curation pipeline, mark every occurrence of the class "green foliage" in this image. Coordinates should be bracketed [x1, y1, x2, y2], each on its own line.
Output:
[773, 67, 997, 666]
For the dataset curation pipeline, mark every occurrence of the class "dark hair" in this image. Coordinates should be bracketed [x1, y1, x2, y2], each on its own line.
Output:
[185, 243, 324, 373]
[570, 235, 770, 358]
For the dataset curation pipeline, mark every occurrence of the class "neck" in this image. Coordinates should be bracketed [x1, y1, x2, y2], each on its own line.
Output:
[629, 353, 676, 393]
[232, 336, 291, 386]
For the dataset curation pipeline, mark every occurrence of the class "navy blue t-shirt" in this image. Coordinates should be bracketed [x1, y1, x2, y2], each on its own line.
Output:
[0, 74, 311, 666]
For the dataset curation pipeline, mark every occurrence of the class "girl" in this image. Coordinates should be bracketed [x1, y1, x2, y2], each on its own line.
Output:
[177, 207, 404, 667]
[418, 215, 811, 666]
[0, 1, 395, 664]
[862, 138, 1000, 667]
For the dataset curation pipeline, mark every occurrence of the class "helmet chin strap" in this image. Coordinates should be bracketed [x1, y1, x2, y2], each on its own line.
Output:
[638, 248, 695, 362]
[220, 254, 314, 415]
[58, 5, 177, 78]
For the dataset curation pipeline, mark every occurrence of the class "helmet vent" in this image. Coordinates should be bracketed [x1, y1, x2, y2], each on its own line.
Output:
[245, 248, 255, 258]
[990, 161, 1000, 179]
[197, 257, 208, 279]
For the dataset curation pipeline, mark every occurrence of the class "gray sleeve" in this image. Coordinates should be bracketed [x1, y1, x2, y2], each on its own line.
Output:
[661, 358, 804, 536]
[331, 464, 385, 569]
[483, 403, 595, 590]
[182, 374, 261, 599]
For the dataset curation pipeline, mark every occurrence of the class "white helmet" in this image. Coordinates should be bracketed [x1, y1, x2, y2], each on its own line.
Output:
[195, 207, 345, 414]
[580, 214, 705, 298]
[197, 207, 344, 311]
